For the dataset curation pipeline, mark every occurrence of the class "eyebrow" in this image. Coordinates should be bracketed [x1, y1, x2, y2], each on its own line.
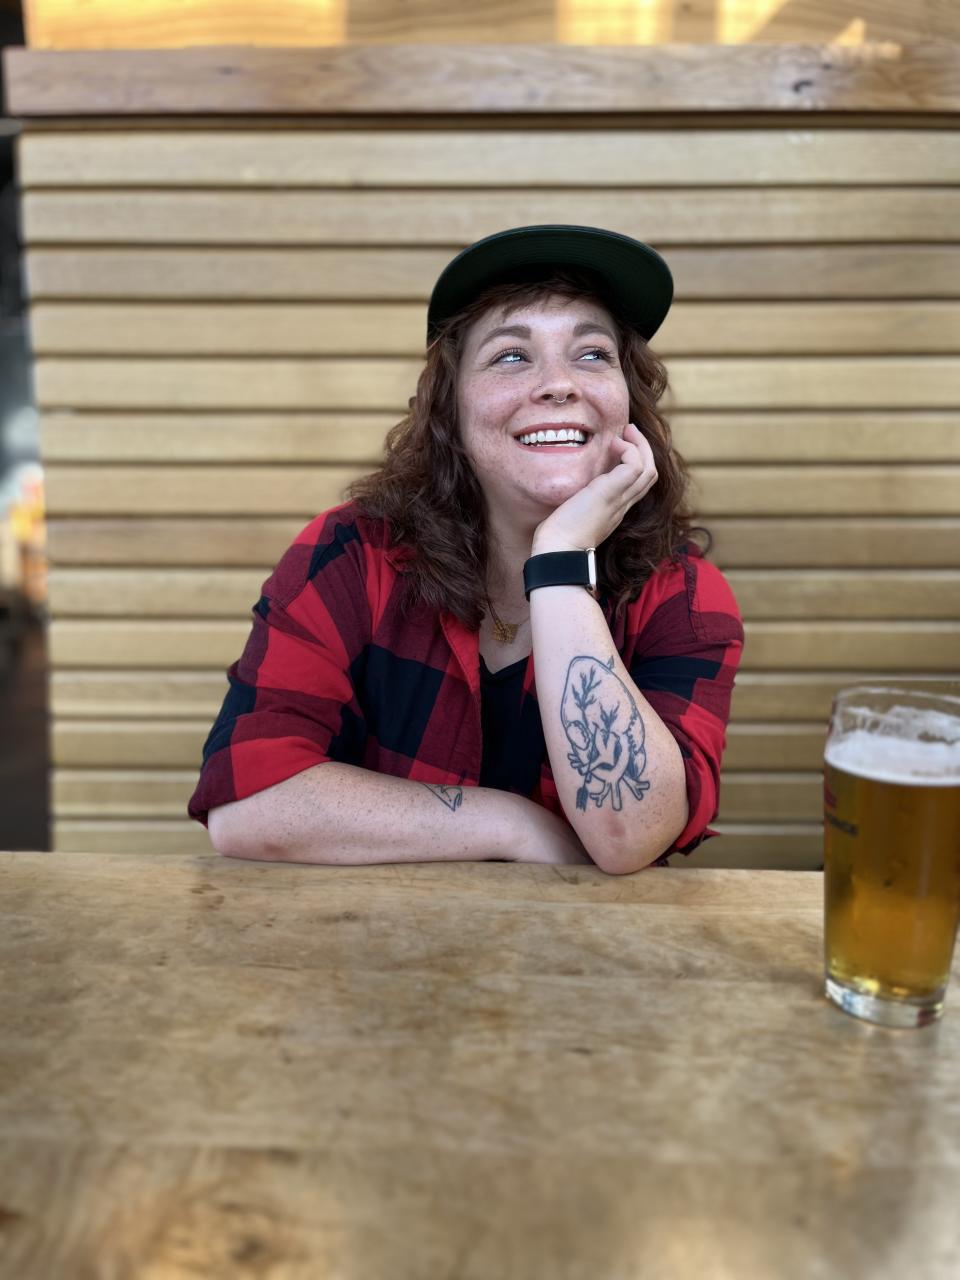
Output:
[476, 319, 618, 349]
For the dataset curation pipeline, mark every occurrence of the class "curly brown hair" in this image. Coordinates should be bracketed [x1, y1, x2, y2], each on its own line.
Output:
[348, 269, 706, 629]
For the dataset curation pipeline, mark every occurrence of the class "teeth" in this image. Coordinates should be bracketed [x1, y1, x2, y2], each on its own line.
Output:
[517, 429, 588, 446]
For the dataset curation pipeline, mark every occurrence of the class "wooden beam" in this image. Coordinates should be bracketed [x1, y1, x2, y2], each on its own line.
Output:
[6, 43, 960, 117]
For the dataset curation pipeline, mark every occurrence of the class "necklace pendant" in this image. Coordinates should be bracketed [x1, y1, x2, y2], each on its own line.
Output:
[491, 617, 519, 644]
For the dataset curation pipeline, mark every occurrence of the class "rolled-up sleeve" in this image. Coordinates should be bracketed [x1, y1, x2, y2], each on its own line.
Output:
[626, 552, 743, 855]
[187, 514, 371, 827]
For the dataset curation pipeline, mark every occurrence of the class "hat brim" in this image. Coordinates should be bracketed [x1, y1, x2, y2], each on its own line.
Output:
[426, 224, 673, 343]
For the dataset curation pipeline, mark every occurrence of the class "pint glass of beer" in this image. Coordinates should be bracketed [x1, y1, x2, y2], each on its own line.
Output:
[824, 685, 960, 1027]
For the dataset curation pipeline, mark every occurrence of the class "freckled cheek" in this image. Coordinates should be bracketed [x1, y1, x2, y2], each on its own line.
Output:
[460, 397, 522, 465]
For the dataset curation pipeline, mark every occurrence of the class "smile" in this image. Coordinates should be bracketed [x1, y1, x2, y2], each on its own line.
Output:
[516, 427, 588, 448]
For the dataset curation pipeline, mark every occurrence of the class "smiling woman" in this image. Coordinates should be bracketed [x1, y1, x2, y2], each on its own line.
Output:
[189, 225, 744, 875]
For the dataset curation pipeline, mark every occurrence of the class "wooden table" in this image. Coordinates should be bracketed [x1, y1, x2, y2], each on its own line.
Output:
[2, 852, 959, 1279]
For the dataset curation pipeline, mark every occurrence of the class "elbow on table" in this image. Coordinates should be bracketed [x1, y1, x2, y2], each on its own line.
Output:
[207, 804, 242, 856]
[590, 841, 668, 876]
[207, 801, 274, 859]
[585, 811, 689, 876]
[207, 796, 313, 863]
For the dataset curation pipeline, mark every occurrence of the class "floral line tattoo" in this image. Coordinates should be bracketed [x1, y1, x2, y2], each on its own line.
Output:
[421, 783, 463, 812]
[561, 655, 650, 812]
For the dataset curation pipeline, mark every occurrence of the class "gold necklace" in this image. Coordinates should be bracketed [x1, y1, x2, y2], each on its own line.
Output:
[487, 600, 522, 644]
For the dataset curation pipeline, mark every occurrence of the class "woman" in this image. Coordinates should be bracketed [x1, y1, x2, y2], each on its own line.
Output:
[188, 225, 743, 874]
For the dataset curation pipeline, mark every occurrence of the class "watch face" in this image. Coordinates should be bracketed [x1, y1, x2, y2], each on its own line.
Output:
[586, 547, 598, 596]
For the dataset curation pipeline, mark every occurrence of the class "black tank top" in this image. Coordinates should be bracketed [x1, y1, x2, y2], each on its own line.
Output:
[478, 655, 547, 796]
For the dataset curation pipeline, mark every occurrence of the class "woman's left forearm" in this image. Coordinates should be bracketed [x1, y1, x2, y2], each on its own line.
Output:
[529, 583, 688, 874]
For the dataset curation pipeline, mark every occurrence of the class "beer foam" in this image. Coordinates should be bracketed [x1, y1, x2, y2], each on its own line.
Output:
[826, 718, 960, 786]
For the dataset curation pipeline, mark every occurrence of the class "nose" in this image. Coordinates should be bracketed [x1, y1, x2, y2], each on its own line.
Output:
[534, 370, 579, 405]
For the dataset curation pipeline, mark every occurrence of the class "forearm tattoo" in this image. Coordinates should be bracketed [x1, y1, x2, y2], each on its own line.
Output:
[561, 655, 650, 812]
[421, 783, 463, 812]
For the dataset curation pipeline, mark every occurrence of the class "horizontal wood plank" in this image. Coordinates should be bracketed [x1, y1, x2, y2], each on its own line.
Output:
[45, 518, 307, 566]
[43, 464, 960, 517]
[47, 569, 265, 618]
[51, 671, 230, 719]
[723, 725, 827, 771]
[52, 770, 200, 815]
[35, 715, 914, 782]
[50, 719, 826, 769]
[34, 358, 420, 411]
[44, 516, 960, 569]
[718, 774, 822, 823]
[29, 302, 960, 357]
[47, 619, 959, 671]
[48, 620, 252, 668]
[742, 621, 960, 670]
[39, 411, 960, 464]
[26, 245, 960, 301]
[726, 570, 960, 621]
[730, 673, 960, 722]
[52, 721, 211, 768]
[51, 820, 214, 854]
[49, 767, 823, 823]
[19, 129, 960, 188]
[44, 567, 960, 621]
[41, 413, 394, 464]
[33, 357, 960, 412]
[51, 669, 957, 724]
[682, 825, 823, 870]
[22, 189, 960, 246]
[45, 466, 363, 515]
[8, 44, 960, 115]
[677, 411, 960, 455]
[709, 518, 960, 567]
[693, 467, 960, 516]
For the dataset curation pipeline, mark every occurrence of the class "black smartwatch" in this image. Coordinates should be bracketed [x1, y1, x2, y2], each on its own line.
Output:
[523, 548, 598, 601]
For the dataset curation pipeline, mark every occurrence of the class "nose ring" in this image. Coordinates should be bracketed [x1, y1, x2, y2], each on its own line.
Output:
[553, 393, 568, 404]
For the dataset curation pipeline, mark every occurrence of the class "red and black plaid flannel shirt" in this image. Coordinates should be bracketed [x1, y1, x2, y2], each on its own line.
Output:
[188, 502, 744, 854]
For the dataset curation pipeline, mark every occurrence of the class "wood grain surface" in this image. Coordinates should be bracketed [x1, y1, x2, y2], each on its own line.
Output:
[47, 768, 822, 822]
[43, 566, 960, 620]
[22, 189, 960, 244]
[46, 670, 957, 725]
[26, 245, 960, 300]
[46, 618, 960, 672]
[18, 129, 960, 187]
[28, 301, 960, 356]
[7, 43, 960, 114]
[1, 852, 959, 1279]
[44, 516, 960, 567]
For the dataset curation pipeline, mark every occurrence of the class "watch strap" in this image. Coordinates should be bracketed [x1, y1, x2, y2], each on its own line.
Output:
[523, 549, 596, 600]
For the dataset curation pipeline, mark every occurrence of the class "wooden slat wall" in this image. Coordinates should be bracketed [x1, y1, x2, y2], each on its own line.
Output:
[15, 118, 960, 867]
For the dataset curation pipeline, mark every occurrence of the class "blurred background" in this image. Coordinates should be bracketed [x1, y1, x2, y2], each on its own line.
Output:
[0, 0, 46, 852]
[1, 2, 958, 858]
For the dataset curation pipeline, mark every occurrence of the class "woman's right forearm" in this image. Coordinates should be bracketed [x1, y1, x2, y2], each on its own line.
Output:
[207, 761, 592, 867]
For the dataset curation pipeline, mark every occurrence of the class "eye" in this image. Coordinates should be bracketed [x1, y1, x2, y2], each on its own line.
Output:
[491, 347, 527, 365]
[579, 347, 615, 363]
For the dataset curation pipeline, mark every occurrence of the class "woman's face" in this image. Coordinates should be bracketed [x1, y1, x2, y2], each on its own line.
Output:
[456, 294, 631, 528]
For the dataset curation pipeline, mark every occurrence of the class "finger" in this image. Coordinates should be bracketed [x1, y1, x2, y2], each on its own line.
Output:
[625, 469, 658, 505]
[625, 424, 656, 466]
[611, 442, 648, 485]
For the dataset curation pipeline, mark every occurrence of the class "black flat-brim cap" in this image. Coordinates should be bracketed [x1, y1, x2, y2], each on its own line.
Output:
[426, 224, 674, 343]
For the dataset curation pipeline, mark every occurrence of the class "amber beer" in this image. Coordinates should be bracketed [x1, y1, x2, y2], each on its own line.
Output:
[823, 688, 960, 1027]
